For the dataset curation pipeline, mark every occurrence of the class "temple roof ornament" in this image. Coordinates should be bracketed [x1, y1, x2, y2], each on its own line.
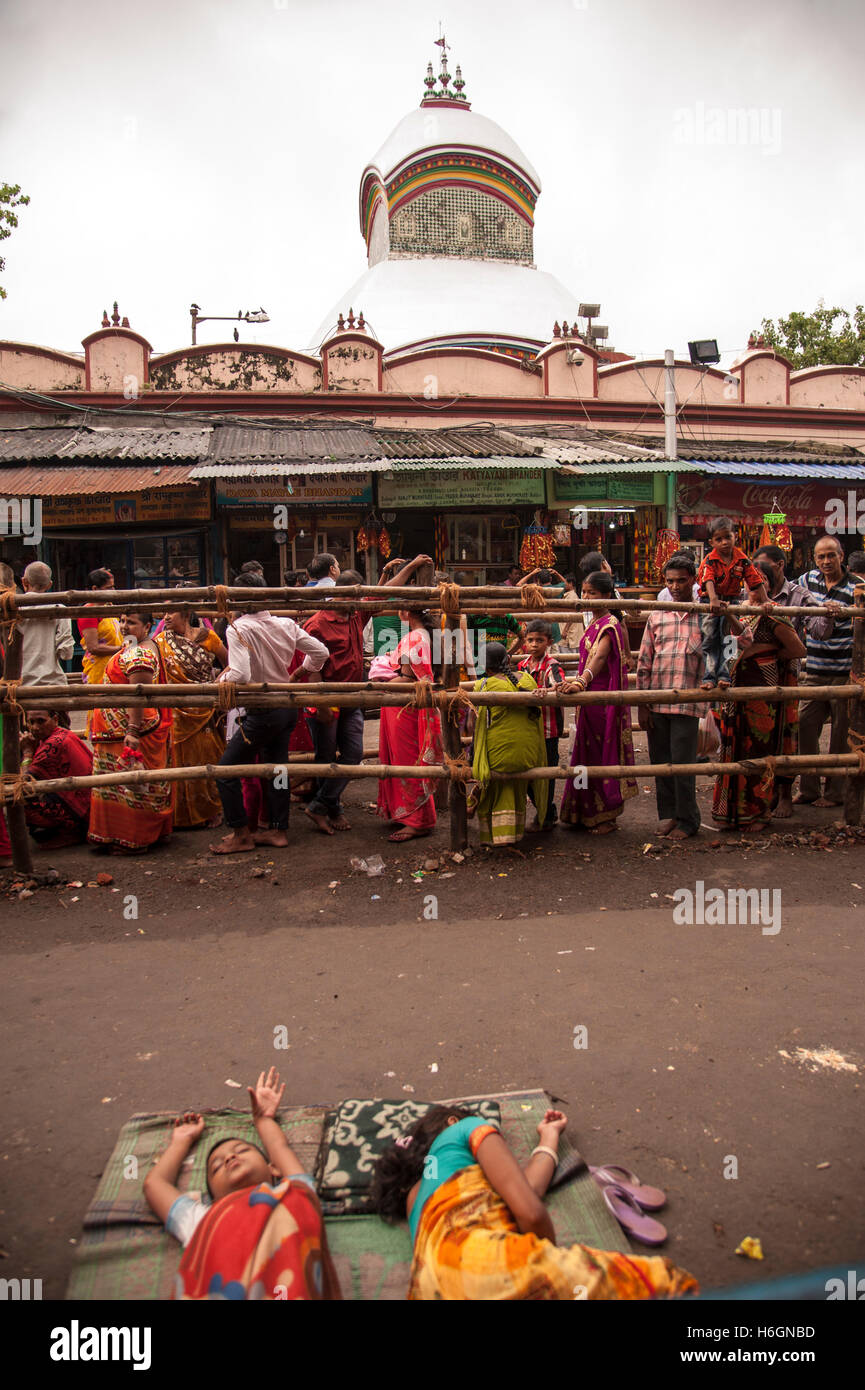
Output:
[421, 33, 469, 107]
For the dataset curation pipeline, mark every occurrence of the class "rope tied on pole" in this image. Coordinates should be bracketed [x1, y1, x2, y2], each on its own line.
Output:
[406, 678, 435, 710]
[0, 678, 25, 720]
[213, 585, 230, 621]
[848, 729, 865, 774]
[521, 584, 546, 609]
[442, 751, 474, 785]
[757, 755, 778, 799]
[216, 681, 238, 711]
[0, 585, 18, 641]
[436, 686, 478, 719]
[0, 769, 35, 803]
[438, 582, 461, 616]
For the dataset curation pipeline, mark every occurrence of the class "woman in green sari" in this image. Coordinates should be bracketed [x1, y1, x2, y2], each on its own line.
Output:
[470, 643, 549, 847]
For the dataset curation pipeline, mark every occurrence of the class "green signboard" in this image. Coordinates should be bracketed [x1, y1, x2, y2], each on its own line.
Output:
[553, 473, 656, 503]
[377, 468, 547, 509]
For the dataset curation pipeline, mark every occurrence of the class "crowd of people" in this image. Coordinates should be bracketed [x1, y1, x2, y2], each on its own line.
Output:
[1, 530, 862, 864]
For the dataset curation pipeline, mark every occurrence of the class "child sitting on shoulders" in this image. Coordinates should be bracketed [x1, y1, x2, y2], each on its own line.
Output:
[697, 518, 768, 690]
[143, 1067, 340, 1300]
[518, 619, 566, 830]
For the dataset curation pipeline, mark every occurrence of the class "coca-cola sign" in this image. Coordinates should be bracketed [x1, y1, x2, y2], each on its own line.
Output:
[676, 477, 837, 526]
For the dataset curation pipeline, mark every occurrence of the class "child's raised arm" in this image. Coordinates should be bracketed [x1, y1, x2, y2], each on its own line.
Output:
[248, 1067, 306, 1180]
[143, 1113, 204, 1224]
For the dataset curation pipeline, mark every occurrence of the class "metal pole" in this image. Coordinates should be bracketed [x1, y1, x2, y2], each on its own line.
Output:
[664, 347, 678, 530]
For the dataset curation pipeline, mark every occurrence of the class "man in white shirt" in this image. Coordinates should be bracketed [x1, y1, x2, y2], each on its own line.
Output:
[20, 561, 73, 686]
[305, 552, 340, 588]
[212, 574, 330, 854]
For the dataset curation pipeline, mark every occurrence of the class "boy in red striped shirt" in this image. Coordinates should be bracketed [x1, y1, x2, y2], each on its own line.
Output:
[697, 518, 768, 689]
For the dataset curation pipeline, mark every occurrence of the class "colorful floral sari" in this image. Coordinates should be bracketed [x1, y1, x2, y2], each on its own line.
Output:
[560, 616, 637, 829]
[409, 1162, 698, 1301]
[175, 1178, 341, 1301]
[470, 671, 548, 845]
[713, 613, 799, 828]
[155, 627, 224, 827]
[88, 644, 174, 850]
[377, 630, 443, 830]
[25, 727, 93, 842]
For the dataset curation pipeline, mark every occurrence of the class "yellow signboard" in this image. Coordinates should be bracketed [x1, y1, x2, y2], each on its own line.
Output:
[42, 485, 211, 527]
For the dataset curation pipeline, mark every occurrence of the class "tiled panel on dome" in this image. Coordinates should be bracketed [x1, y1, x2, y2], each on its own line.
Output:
[389, 187, 533, 263]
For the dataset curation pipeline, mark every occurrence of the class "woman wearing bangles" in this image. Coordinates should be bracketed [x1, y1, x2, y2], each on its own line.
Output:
[372, 1105, 697, 1301]
[559, 571, 637, 835]
[88, 611, 174, 853]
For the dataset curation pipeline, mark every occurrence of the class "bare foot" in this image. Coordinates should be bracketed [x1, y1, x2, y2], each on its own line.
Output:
[792, 794, 816, 805]
[717, 678, 731, 690]
[813, 797, 843, 808]
[774, 796, 793, 820]
[328, 815, 351, 832]
[657, 819, 676, 836]
[699, 680, 714, 691]
[210, 830, 256, 855]
[305, 807, 335, 836]
[253, 828, 289, 847]
[667, 827, 691, 840]
[388, 827, 429, 842]
[744, 822, 769, 835]
[589, 823, 616, 836]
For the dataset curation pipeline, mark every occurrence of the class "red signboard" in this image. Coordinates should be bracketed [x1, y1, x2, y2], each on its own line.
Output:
[676, 477, 844, 527]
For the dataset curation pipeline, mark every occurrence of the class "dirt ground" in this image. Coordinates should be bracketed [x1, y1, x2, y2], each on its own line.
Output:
[1, 722, 863, 1300]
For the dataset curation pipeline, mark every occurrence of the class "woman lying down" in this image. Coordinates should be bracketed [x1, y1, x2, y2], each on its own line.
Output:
[144, 1068, 341, 1300]
[372, 1106, 698, 1301]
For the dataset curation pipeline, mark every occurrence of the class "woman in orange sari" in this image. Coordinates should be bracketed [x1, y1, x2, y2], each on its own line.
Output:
[155, 609, 227, 828]
[88, 610, 174, 853]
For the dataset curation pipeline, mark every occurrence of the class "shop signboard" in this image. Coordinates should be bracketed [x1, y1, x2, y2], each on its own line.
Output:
[676, 477, 840, 527]
[41, 485, 211, 527]
[216, 475, 373, 507]
[553, 474, 656, 503]
[377, 468, 546, 508]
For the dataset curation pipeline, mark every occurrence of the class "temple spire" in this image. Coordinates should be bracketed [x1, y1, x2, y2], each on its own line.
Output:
[421, 32, 470, 106]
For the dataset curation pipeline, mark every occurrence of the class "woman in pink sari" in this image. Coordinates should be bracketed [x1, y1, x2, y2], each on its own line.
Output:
[560, 572, 637, 835]
[377, 609, 443, 841]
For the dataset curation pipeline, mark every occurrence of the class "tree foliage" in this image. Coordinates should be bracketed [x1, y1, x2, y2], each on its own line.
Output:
[0, 183, 30, 300]
[753, 301, 865, 369]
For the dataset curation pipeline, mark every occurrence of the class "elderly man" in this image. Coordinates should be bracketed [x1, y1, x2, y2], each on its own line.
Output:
[20, 561, 73, 687]
[795, 535, 858, 807]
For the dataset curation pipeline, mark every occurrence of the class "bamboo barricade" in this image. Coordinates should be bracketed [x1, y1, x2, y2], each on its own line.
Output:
[2, 582, 865, 872]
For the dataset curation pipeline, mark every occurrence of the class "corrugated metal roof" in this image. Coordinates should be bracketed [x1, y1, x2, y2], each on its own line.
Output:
[0, 464, 199, 494]
[384, 456, 558, 471]
[191, 460, 387, 479]
[208, 426, 380, 461]
[0, 427, 212, 461]
[637, 438, 865, 465]
[699, 459, 865, 480]
[371, 428, 540, 459]
[558, 460, 704, 475]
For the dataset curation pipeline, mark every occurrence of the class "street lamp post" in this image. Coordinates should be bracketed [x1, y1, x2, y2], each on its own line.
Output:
[189, 304, 270, 345]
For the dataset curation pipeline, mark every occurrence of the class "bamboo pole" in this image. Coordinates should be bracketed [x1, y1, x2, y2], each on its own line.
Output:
[7, 682, 863, 709]
[441, 615, 468, 851]
[3, 752, 862, 805]
[1, 622, 35, 875]
[845, 587, 865, 826]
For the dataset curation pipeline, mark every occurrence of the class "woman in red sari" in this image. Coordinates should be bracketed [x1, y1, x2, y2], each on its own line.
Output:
[377, 610, 443, 841]
[88, 610, 174, 853]
[20, 709, 93, 845]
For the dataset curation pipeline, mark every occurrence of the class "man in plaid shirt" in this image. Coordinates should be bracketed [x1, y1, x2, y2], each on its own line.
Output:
[518, 619, 566, 829]
[636, 555, 708, 839]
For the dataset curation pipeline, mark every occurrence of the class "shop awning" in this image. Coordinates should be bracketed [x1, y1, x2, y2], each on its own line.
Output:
[0, 427, 212, 461]
[0, 463, 200, 494]
[698, 459, 865, 480]
[557, 460, 704, 475]
[191, 460, 386, 478]
[379, 456, 560, 471]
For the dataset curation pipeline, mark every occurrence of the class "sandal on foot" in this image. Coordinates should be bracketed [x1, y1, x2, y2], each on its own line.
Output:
[590, 1164, 666, 1210]
[602, 1183, 668, 1245]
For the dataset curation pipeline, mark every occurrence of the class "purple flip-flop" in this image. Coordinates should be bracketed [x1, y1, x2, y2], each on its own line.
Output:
[590, 1164, 666, 1211]
[602, 1183, 668, 1246]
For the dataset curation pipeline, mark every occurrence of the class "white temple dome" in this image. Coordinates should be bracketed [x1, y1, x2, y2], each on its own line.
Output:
[368, 106, 541, 195]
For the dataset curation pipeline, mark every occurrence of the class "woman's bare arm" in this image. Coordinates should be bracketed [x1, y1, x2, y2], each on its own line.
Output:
[475, 1132, 556, 1243]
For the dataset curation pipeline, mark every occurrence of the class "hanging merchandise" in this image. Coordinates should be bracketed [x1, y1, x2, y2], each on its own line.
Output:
[775, 523, 793, 552]
[653, 528, 681, 581]
[433, 515, 449, 569]
[552, 523, 571, 546]
[519, 508, 556, 570]
[377, 525, 391, 559]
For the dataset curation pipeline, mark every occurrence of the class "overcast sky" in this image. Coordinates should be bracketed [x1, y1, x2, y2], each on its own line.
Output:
[1, 0, 862, 367]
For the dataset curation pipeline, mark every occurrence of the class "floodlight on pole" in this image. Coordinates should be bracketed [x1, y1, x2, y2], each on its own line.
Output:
[688, 338, 721, 366]
[189, 304, 271, 345]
